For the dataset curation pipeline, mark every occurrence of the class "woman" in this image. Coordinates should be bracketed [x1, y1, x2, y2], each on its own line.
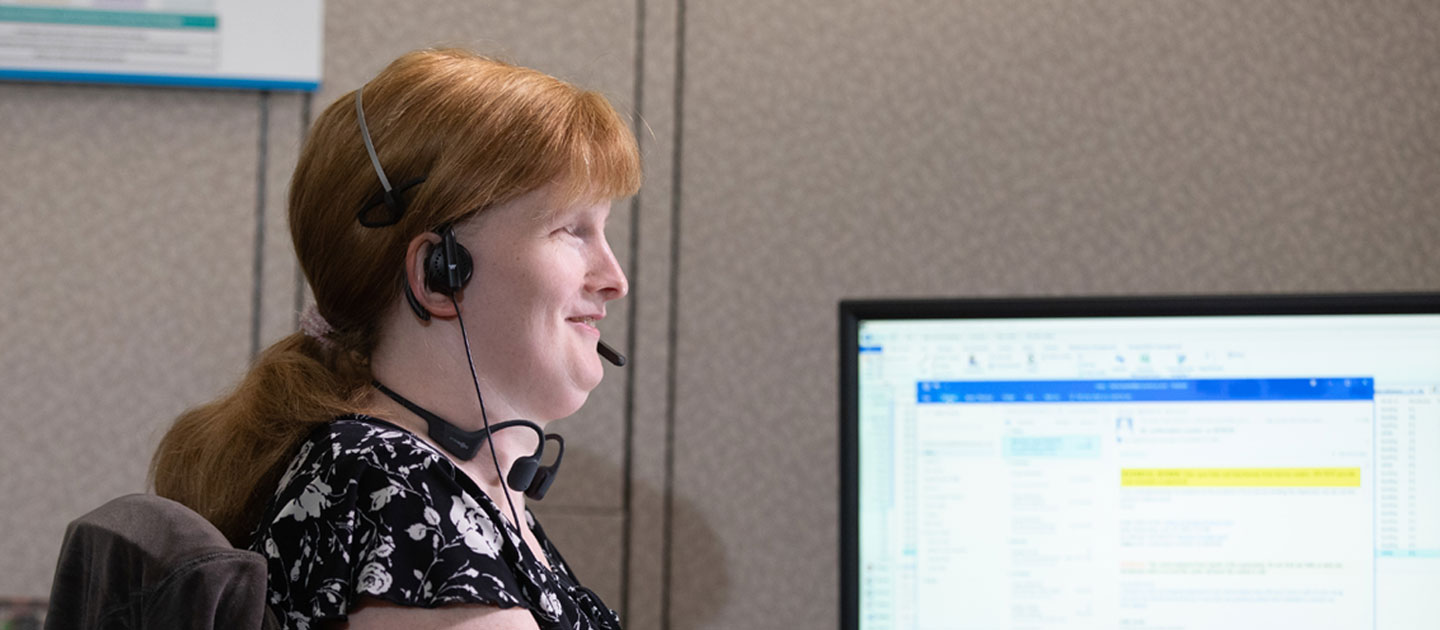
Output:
[150, 48, 640, 629]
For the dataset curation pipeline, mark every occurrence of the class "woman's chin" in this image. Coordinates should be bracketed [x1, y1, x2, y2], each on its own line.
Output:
[538, 387, 593, 423]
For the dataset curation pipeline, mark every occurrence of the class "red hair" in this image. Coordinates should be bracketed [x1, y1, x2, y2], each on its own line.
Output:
[151, 49, 641, 544]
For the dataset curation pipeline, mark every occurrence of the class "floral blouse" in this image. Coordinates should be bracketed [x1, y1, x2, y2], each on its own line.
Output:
[249, 415, 621, 630]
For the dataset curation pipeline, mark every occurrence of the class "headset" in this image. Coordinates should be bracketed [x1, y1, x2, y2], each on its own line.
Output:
[401, 223, 472, 322]
[350, 86, 620, 524]
[371, 381, 565, 501]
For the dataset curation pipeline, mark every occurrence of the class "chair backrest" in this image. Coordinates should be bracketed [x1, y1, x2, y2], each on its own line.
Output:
[44, 494, 278, 630]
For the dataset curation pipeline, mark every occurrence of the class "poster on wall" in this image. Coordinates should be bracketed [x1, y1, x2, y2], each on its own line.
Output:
[0, 0, 321, 91]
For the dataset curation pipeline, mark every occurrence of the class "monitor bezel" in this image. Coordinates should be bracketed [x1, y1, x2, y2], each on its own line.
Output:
[838, 292, 1440, 630]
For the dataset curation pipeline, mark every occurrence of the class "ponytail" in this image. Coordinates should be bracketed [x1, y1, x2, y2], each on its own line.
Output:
[149, 333, 368, 545]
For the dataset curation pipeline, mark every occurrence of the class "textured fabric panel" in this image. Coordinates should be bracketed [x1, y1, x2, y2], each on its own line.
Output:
[623, 0, 683, 628]
[0, 84, 260, 596]
[319, 1, 639, 116]
[258, 92, 309, 350]
[670, 1, 1440, 628]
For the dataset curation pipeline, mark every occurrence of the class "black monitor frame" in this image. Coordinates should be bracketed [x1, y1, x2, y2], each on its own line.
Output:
[838, 292, 1440, 630]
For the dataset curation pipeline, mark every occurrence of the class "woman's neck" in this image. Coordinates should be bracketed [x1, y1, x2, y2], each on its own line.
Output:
[365, 305, 551, 528]
[358, 383, 539, 529]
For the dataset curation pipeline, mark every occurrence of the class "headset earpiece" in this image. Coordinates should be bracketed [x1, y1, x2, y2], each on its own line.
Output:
[424, 226, 474, 296]
[405, 226, 475, 321]
[504, 435, 563, 500]
[498, 430, 564, 500]
[525, 467, 557, 501]
[522, 434, 564, 500]
[507, 455, 541, 493]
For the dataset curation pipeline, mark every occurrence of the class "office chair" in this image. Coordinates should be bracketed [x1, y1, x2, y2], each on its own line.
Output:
[44, 494, 279, 630]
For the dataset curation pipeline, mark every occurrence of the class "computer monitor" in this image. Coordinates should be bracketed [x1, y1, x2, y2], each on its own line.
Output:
[840, 294, 1440, 630]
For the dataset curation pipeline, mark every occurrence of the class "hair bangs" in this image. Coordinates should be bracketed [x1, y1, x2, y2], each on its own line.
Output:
[553, 90, 642, 207]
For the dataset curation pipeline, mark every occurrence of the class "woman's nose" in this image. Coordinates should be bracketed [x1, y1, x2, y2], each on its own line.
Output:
[591, 238, 628, 300]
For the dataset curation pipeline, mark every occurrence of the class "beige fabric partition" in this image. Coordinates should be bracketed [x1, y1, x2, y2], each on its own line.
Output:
[2, 2, 1437, 629]
[668, 3, 1440, 628]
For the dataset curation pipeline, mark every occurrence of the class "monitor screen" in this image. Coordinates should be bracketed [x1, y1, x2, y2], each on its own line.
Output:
[840, 294, 1440, 630]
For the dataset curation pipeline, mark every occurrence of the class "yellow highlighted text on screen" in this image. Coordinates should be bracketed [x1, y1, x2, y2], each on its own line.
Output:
[1121, 467, 1361, 488]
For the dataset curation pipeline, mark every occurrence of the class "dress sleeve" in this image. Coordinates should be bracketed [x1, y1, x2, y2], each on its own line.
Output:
[254, 423, 543, 625]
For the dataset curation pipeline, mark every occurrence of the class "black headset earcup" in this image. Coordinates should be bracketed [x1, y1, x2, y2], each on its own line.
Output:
[423, 228, 475, 295]
[449, 240, 474, 290]
[424, 243, 449, 293]
[507, 455, 541, 493]
[525, 466, 558, 501]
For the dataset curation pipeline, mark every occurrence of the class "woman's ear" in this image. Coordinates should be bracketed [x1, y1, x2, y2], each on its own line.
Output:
[404, 232, 460, 320]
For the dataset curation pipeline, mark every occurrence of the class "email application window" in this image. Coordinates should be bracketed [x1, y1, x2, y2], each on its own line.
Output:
[857, 315, 1440, 630]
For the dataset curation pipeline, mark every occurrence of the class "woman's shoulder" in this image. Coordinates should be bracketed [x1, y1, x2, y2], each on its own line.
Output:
[317, 414, 443, 457]
[253, 415, 621, 629]
[283, 415, 447, 476]
[253, 415, 548, 625]
[260, 415, 463, 532]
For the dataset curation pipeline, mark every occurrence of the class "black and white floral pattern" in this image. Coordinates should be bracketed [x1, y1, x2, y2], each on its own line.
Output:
[249, 415, 622, 630]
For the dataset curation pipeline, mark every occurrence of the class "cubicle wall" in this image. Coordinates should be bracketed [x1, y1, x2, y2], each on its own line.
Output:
[2, 2, 1437, 628]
